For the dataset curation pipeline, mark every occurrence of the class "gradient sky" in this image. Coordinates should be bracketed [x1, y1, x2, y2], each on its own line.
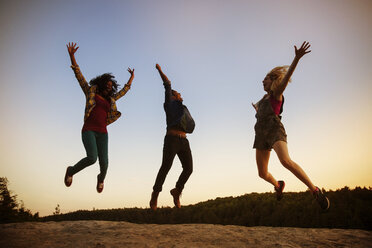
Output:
[0, 0, 371, 216]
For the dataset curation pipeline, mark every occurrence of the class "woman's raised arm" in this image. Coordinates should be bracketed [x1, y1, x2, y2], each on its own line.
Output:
[274, 41, 311, 98]
[67, 42, 79, 66]
[66, 42, 89, 95]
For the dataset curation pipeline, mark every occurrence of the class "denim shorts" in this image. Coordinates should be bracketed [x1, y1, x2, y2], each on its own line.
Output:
[253, 117, 287, 150]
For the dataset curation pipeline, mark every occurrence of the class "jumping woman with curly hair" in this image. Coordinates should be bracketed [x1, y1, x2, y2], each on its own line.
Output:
[252, 41, 330, 210]
[64, 42, 134, 193]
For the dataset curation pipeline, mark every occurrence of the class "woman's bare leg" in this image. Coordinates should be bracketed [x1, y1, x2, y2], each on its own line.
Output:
[256, 149, 280, 188]
[272, 141, 316, 192]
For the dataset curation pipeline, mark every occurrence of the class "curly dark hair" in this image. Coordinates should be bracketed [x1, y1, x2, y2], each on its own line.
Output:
[89, 73, 119, 96]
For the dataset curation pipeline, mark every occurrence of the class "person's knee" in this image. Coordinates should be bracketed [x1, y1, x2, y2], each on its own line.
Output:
[258, 170, 268, 179]
[182, 162, 193, 176]
[86, 155, 97, 165]
[159, 162, 172, 173]
[186, 166, 193, 175]
[99, 158, 108, 167]
[280, 158, 293, 169]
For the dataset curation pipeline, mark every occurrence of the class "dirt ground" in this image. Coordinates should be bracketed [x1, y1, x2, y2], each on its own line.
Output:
[1, 221, 371, 248]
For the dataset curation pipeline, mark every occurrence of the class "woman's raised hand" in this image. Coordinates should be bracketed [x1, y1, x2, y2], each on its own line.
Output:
[127, 67, 135, 76]
[66, 42, 79, 56]
[126, 67, 135, 86]
[295, 41, 311, 59]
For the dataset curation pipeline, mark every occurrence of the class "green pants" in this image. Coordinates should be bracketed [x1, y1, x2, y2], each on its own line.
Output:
[68, 131, 109, 182]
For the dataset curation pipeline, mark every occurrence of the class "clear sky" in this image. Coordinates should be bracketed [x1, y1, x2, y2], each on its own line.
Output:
[0, 0, 371, 216]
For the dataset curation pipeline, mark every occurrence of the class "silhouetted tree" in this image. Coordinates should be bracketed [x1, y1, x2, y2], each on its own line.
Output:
[0, 177, 35, 223]
[0, 177, 18, 222]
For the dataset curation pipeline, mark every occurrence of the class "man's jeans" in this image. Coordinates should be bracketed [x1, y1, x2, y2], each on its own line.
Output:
[153, 135, 193, 192]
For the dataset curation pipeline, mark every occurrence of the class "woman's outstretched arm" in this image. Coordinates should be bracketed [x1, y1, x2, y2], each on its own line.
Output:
[67, 42, 89, 95]
[113, 67, 134, 100]
[67, 42, 79, 66]
[274, 41, 311, 98]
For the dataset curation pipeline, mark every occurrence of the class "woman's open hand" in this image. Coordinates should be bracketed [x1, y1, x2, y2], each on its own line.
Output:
[127, 67, 135, 77]
[66, 42, 79, 56]
[295, 41, 311, 59]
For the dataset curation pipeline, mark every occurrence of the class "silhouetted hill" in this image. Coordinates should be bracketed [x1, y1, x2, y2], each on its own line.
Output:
[42, 187, 372, 230]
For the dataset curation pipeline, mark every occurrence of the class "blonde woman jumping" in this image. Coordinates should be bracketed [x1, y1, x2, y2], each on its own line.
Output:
[252, 41, 330, 210]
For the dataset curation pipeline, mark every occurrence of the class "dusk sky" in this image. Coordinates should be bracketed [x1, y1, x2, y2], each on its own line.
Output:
[0, 0, 371, 216]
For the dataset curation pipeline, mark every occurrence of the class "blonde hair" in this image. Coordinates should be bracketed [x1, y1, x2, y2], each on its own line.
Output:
[267, 66, 291, 92]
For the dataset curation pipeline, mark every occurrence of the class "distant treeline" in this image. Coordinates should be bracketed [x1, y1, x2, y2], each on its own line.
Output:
[41, 187, 372, 230]
[1, 176, 371, 229]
